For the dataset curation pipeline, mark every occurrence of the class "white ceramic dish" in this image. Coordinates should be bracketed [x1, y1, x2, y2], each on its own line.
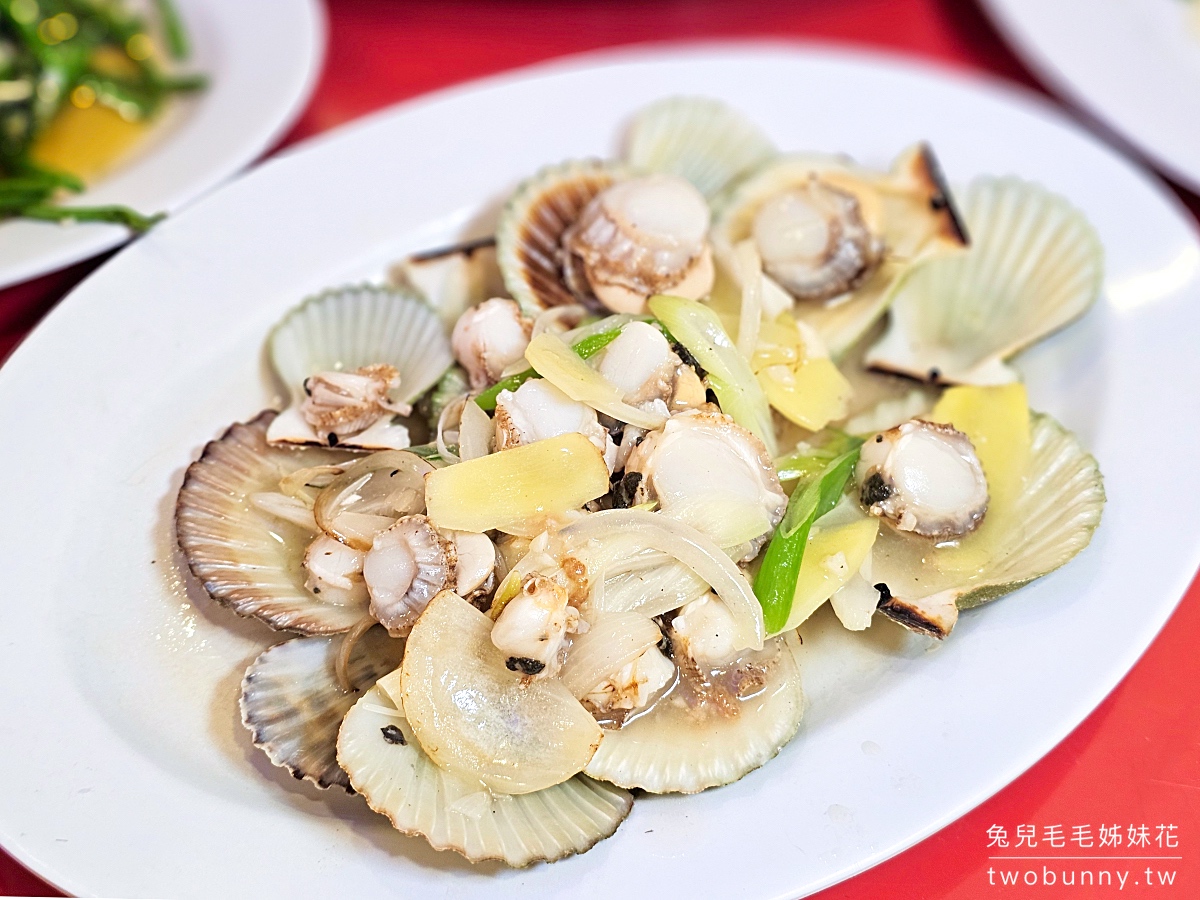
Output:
[0, 44, 1197, 900]
[0, 0, 325, 290]
[981, 0, 1200, 195]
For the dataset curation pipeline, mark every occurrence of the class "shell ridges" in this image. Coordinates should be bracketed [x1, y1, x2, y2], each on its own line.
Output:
[495, 158, 627, 313]
[270, 283, 453, 406]
[337, 685, 633, 866]
[866, 177, 1104, 384]
[957, 412, 1105, 608]
[175, 411, 367, 634]
[624, 96, 776, 199]
[239, 629, 404, 790]
[583, 636, 804, 793]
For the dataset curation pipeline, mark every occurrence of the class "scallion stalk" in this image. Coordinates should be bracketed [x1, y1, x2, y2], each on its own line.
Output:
[754, 439, 863, 633]
[648, 294, 778, 456]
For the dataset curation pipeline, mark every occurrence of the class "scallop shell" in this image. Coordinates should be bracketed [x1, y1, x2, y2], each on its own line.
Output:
[624, 96, 776, 200]
[583, 636, 804, 793]
[495, 159, 628, 314]
[866, 177, 1104, 385]
[267, 284, 453, 448]
[389, 236, 507, 331]
[958, 412, 1104, 604]
[713, 145, 967, 357]
[175, 411, 368, 634]
[873, 412, 1105, 638]
[337, 682, 634, 867]
[239, 627, 404, 790]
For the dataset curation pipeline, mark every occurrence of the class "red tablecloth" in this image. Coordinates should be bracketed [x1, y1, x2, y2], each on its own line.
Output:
[2, 1, 1198, 896]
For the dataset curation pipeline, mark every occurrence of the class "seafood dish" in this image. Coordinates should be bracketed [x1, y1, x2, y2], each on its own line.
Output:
[174, 96, 1105, 867]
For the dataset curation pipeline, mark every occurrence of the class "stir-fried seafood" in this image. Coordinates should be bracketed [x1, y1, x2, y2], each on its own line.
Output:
[175, 97, 1105, 867]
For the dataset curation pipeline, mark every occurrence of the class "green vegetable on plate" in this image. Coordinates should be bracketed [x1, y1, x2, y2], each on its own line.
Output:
[754, 437, 864, 633]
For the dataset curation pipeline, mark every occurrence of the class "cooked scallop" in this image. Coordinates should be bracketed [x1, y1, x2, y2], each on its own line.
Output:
[857, 419, 989, 540]
[583, 635, 804, 793]
[562, 174, 715, 314]
[267, 284, 452, 450]
[363, 515, 456, 637]
[450, 297, 532, 391]
[624, 410, 786, 560]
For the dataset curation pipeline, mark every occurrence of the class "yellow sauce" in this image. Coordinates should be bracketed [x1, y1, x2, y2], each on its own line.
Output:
[28, 103, 149, 184]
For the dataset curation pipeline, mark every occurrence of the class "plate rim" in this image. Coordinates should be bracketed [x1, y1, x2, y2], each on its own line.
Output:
[978, 0, 1200, 195]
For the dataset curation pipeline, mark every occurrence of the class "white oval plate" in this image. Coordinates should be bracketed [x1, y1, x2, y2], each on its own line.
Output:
[0, 45, 1197, 900]
[981, 0, 1200, 194]
[0, 0, 324, 289]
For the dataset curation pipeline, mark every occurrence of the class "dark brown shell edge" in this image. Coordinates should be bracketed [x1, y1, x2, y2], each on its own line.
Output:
[912, 142, 970, 248]
[239, 628, 405, 792]
[874, 583, 957, 640]
[175, 410, 365, 635]
[497, 160, 622, 312]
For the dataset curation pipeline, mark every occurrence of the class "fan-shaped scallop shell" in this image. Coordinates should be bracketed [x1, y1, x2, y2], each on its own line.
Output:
[495, 159, 628, 314]
[624, 96, 776, 200]
[958, 412, 1104, 605]
[240, 627, 404, 790]
[389, 236, 506, 330]
[866, 177, 1104, 384]
[175, 411, 367, 634]
[337, 681, 634, 867]
[267, 284, 452, 448]
[583, 636, 804, 793]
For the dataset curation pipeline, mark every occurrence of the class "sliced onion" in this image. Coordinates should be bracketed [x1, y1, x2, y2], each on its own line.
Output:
[524, 333, 666, 430]
[313, 450, 434, 550]
[458, 397, 494, 461]
[829, 569, 879, 632]
[562, 509, 764, 650]
[435, 394, 467, 464]
[568, 531, 655, 575]
[249, 491, 318, 530]
[661, 493, 772, 550]
[496, 357, 534, 380]
[561, 612, 664, 699]
[278, 464, 347, 505]
[400, 591, 601, 794]
[328, 512, 398, 549]
[533, 304, 591, 339]
[570, 534, 715, 618]
[759, 272, 795, 319]
[597, 560, 710, 620]
[734, 238, 763, 360]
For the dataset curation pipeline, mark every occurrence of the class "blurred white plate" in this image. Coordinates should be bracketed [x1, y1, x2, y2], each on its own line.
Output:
[0, 44, 1197, 900]
[0, 0, 324, 289]
[982, 0, 1200, 194]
